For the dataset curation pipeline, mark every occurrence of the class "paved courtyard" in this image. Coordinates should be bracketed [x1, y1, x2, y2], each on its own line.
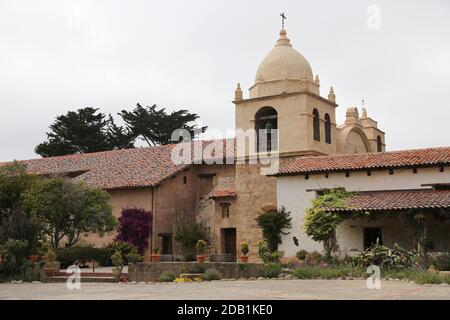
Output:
[0, 279, 449, 300]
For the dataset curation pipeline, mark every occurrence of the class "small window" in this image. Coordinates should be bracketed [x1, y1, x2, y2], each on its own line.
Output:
[220, 203, 230, 218]
[313, 109, 320, 142]
[324, 113, 331, 144]
[183, 176, 187, 184]
[364, 227, 383, 249]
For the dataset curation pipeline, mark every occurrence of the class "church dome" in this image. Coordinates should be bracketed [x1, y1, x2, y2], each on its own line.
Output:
[254, 29, 313, 83]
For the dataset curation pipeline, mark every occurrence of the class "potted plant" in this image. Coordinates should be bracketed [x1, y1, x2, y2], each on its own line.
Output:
[151, 247, 161, 262]
[43, 249, 57, 277]
[240, 241, 249, 263]
[196, 240, 207, 263]
[28, 253, 39, 263]
[111, 251, 123, 282]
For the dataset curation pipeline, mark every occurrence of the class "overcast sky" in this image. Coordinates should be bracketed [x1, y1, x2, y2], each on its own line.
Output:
[1, 0, 449, 161]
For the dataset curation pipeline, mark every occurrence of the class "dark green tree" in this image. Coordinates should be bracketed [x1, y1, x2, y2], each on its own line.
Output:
[21, 178, 117, 248]
[119, 104, 207, 146]
[35, 108, 134, 157]
[105, 114, 135, 150]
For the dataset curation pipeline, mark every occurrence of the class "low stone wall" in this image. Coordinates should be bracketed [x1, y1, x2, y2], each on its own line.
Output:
[128, 262, 264, 282]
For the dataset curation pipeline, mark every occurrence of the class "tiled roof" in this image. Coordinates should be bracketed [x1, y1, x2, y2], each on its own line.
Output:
[323, 189, 450, 212]
[209, 189, 237, 199]
[275, 147, 450, 176]
[1, 139, 235, 190]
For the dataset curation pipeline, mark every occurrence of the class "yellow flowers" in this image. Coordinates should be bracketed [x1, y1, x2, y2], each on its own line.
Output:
[174, 277, 203, 283]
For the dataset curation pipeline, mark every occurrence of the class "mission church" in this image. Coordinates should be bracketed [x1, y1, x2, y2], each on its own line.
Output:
[11, 27, 450, 261]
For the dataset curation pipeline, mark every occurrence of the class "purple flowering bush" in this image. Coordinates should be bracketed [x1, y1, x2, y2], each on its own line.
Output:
[115, 208, 152, 253]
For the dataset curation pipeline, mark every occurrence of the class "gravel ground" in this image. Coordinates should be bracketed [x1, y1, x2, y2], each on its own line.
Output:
[0, 279, 449, 300]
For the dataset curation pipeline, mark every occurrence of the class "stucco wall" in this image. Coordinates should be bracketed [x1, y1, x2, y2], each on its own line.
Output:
[84, 188, 153, 248]
[277, 166, 450, 257]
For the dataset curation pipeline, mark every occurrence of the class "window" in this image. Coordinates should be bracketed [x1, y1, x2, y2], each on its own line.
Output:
[313, 109, 320, 142]
[183, 176, 187, 184]
[377, 135, 382, 152]
[324, 113, 331, 144]
[364, 227, 383, 249]
[255, 107, 278, 152]
[220, 202, 230, 218]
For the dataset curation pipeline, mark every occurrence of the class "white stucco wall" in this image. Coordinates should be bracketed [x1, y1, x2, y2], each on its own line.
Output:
[277, 166, 450, 257]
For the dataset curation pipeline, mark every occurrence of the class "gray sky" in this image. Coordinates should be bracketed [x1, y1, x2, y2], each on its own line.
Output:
[1, 0, 449, 161]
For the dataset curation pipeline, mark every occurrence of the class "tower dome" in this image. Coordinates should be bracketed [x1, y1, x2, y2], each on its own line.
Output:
[255, 29, 313, 82]
[249, 29, 316, 98]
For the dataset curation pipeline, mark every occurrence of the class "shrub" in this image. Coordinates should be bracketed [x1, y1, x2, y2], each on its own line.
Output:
[433, 253, 450, 271]
[262, 263, 282, 278]
[256, 206, 292, 252]
[203, 269, 221, 281]
[0, 239, 29, 276]
[115, 208, 152, 254]
[175, 222, 204, 249]
[125, 252, 143, 264]
[296, 250, 308, 260]
[111, 251, 123, 267]
[305, 251, 323, 266]
[257, 241, 283, 264]
[106, 241, 138, 264]
[280, 256, 304, 269]
[56, 245, 111, 268]
[356, 242, 417, 270]
[159, 272, 176, 282]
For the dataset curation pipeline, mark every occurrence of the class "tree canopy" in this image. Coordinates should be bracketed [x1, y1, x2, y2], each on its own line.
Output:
[35, 104, 207, 157]
[119, 103, 207, 146]
[35, 107, 134, 157]
[21, 177, 117, 248]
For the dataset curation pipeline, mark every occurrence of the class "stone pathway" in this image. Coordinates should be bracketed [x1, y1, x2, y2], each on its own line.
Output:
[0, 279, 449, 300]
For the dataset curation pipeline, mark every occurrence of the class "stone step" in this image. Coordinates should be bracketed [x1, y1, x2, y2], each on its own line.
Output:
[45, 276, 116, 283]
[55, 272, 113, 277]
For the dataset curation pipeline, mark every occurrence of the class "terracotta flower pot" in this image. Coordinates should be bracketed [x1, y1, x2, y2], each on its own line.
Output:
[196, 255, 206, 263]
[29, 255, 39, 263]
[151, 254, 161, 262]
[44, 267, 55, 277]
[240, 256, 249, 263]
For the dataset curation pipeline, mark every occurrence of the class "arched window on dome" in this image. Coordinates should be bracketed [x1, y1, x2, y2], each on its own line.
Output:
[313, 108, 320, 142]
[255, 107, 278, 152]
[377, 135, 383, 152]
[324, 113, 331, 144]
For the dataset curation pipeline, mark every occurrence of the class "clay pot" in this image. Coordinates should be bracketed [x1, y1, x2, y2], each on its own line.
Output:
[196, 255, 206, 263]
[29, 255, 39, 263]
[151, 254, 161, 262]
[44, 267, 55, 277]
[240, 256, 249, 263]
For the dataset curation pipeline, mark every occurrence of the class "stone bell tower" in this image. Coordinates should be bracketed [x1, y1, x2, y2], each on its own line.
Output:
[234, 29, 340, 159]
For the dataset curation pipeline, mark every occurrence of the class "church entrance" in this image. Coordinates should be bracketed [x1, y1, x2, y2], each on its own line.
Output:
[221, 228, 237, 262]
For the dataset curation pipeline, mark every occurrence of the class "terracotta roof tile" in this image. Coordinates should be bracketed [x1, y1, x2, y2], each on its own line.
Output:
[275, 147, 450, 175]
[1, 139, 235, 190]
[209, 189, 237, 199]
[323, 189, 450, 212]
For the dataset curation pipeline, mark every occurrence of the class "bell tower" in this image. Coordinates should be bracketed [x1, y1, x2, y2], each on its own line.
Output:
[234, 28, 339, 159]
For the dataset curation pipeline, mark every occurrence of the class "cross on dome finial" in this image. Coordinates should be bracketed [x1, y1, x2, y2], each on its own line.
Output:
[280, 12, 287, 29]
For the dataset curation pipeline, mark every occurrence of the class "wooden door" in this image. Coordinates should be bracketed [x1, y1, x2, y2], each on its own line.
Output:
[223, 228, 237, 262]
